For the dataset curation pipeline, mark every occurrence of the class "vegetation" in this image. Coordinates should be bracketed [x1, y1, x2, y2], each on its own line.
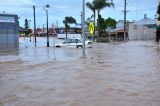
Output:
[105, 17, 116, 29]
[95, 16, 116, 43]
[24, 19, 29, 29]
[97, 37, 110, 43]
[86, 2, 96, 35]
[24, 19, 30, 36]
[93, 0, 114, 37]
[86, 0, 114, 40]
[63, 16, 76, 39]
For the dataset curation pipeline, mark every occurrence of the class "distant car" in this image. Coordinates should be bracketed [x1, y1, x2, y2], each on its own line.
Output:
[55, 38, 92, 48]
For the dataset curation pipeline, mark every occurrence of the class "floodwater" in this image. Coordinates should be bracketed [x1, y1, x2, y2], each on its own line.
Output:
[0, 38, 160, 106]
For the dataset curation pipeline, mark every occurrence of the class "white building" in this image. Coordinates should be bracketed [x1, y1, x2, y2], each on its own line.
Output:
[128, 14, 156, 40]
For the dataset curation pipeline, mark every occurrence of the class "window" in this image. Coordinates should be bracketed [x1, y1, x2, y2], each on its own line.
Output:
[0, 16, 15, 23]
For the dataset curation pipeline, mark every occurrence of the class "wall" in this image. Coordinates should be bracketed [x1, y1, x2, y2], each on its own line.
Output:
[128, 23, 156, 40]
[0, 14, 19, 51]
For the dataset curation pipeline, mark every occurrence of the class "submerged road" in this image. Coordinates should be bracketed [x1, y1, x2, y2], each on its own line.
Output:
[0, 40, 160, 106]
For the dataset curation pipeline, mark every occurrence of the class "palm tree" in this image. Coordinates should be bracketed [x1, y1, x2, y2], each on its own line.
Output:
[86, 2, 96, 36]
[93, 0, 114, 37]
[63, 16, 76, 39]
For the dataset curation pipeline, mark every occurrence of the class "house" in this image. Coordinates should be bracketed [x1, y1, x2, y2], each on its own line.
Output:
[108, 20, 130, 41]
[128, 14, 156, 40]
[0, 13, 19, 51]
[18, 26, 28, 36]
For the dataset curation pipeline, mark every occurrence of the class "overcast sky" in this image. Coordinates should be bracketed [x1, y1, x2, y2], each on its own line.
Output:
[0, 0, 158, 28]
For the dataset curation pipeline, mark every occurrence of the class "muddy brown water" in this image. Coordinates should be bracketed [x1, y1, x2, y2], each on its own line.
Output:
[0, 41, 160, 106]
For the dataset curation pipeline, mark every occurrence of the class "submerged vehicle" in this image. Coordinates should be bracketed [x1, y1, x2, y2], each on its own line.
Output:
[55, 38, 92, 48]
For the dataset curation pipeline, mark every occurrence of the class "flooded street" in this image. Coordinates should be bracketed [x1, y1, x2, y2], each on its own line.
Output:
[0, 39, 160, 106]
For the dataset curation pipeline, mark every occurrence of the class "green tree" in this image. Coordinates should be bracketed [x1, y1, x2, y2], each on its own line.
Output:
[24, 19, 29, 36]
[63, 16, 76, 39]
[105, 17, 116, 29]
[93, 0, 114, 37]
[99, 15, 106, 32]
[157, 3, 160, 21]
[24, 19, 29, 30]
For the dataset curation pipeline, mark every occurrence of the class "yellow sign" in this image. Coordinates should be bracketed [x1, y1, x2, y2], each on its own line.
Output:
[89, 22, 94, 35]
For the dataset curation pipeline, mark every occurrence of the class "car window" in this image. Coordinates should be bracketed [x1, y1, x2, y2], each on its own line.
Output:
[77, 39, 82, 43]
[64, 39, 71, 44]
[71, 39, 77, 43]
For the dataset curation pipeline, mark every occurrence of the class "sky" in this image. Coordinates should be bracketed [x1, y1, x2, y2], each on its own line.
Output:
[0, 0, 158, 28]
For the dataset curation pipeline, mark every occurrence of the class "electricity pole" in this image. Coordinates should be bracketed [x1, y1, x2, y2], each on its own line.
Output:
[80, 11, 82, 37]
[33, 5, 37, 46]
[124, 0, 127, 41]
[82, 0, 86, 57]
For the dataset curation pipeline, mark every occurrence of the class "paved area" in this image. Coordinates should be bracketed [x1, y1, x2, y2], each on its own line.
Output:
[0, 41, 160, 106]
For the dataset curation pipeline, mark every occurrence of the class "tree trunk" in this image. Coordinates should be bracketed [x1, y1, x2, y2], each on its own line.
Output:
[97, 10, 100, 38]
[65, 28, 67, 40]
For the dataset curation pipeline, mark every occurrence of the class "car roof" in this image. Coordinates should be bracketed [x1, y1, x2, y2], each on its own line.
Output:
[68, 38, 82, 40]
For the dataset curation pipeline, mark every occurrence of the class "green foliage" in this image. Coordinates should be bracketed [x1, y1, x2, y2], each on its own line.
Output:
[97, 37, 109, 43]
[86, 0, 115, 38]
[24, 19, 29, 30]
[98, 15, 116, 38]
[24, 19, 30, 36]
[93, 0, 114, 11]
[63, 16, 77, 39]
[98, 15, 106, 32]
[86, 2, 96, 35]
[86, 2, 96, 12]
[93, 0, 114, 37]
[105, 17, 116, 29]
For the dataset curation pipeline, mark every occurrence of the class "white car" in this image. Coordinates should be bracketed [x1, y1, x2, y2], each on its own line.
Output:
[55, 38, 92, 48]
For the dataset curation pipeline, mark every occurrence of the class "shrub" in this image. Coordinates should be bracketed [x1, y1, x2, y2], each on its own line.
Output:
[97, 37, 109, 43]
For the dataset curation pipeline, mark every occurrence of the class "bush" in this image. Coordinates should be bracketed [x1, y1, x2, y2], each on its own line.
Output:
[97, 37, 109, 43]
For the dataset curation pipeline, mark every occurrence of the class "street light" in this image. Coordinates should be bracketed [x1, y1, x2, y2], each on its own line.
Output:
[33, 5, 37, 46]
[28, 20, 31, 42]
[44, 4, 50, 47]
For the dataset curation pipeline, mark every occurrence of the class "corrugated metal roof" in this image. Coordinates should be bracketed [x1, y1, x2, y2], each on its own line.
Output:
[133, 18, 156, 25]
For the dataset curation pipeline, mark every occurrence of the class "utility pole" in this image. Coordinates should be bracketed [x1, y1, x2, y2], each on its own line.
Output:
[33, 5, 37, 46]
[28, 20, 31, 42]
[43, 24, 44, 35]
[124, 0, 127, 41]
[82, 0, 86, 57]
[56, 20, 58, 30]
[44, 4, 50, 47]
[56, 20, 58, 34]
[80, 11, 82, 37]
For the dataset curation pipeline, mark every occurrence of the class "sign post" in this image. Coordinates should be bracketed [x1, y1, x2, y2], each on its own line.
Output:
[89, 22, 94, 35]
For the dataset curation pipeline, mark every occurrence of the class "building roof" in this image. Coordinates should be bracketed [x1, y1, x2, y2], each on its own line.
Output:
[133, 18, 156, 26]
[19, 26, 28, 32]
[109, 28, 128, 34]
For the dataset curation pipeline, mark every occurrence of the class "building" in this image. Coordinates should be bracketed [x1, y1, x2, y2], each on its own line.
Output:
[57, 27, 82, 39]
[128, 14, 156, 40]
[108, 20, 130, 41]
[19, 26, 28, 37]
[0, 13, 19, 50]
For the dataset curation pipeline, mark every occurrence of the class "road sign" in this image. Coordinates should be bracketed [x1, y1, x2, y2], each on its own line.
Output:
[89, 22, 94, 35]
